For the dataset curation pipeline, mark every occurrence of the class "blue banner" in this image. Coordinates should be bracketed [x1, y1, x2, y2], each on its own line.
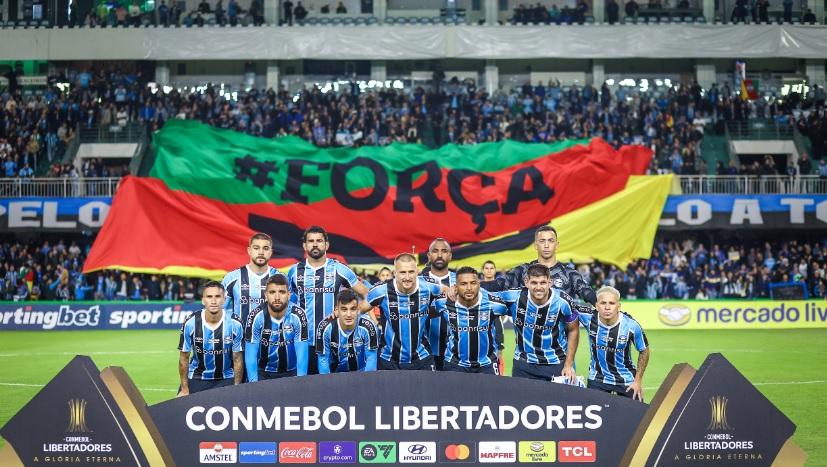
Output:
[0, 198, 112, 231]
[660, 194, 827, 230]
[0, 302, 201, 330]
[3, 194, 826, 232]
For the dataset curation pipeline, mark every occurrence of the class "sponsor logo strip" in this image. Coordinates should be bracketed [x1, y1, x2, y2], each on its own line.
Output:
[478, 441, 516, 463]
[558, 441, 596, 463]
[358, 442, 397, 464]
[199, 442, 237, 464]
[399, 442, 436, 464]
[279, 441, 317, 464]
[518, 441, 556, 463]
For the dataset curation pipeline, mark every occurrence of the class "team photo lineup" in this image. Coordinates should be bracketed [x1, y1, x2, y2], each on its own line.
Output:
[178, 224, 649, 401]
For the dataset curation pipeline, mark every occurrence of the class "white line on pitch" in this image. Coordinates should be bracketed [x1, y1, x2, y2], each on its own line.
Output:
[0, 350, 174, 357]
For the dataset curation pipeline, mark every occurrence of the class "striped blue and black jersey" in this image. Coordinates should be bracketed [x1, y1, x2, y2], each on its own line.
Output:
[178, 310, 243, 380]
[287, 259, 361, 343]
[222, 266, 288, 327]
[316, 316, 379, 372]
[246, 304, 309, 374]
[578, 310, 648, 386]
[494, 288, 578, 365]
[367, 277, 443, 364]
[434, 290, 508, 368]
[421, 269, 456, 360]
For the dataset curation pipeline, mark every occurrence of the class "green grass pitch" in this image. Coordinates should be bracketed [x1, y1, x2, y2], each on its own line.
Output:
[1, 329, 825, 465]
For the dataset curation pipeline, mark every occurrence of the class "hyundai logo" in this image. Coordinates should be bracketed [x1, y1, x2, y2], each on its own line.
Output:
[407, 444, 428, 455]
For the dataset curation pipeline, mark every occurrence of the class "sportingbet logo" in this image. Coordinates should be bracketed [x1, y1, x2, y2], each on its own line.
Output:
[478, 441, 516, 463]
[558, 441, 596, 462]
[358, 442, 397, 463]
[199, 442, 237, 464]
[279, 442, 316, 463]
[108, 305, 192, 329]
[238, 442, 276, 463]
[518, 441, 556, 463]
[0, 305, 100, 330]
[399, 442, 436, 463]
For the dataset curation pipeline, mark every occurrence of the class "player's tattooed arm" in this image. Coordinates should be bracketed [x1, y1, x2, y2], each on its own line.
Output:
[177, 352, 190, 397]
[627, 347, 650, 402]
[232, 352, 244, 385]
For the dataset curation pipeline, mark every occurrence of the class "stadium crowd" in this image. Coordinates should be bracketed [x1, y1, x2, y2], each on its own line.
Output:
[2, 66, 825, 179]
[2, 236, 824, 302]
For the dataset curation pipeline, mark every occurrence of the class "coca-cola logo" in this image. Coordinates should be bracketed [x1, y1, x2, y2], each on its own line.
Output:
[278, 442, 316, 463]
[281, 447, 313, 458]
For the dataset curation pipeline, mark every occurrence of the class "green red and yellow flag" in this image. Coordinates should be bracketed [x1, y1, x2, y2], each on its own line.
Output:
[84, 120, 670, 278]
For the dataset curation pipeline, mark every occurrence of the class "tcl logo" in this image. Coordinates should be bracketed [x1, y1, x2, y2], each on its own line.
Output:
[279, 442, 317, 464]
[558, 441, 596, 462]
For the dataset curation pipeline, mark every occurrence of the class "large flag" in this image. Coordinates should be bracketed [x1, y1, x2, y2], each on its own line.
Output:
[84, 120, 665, 278]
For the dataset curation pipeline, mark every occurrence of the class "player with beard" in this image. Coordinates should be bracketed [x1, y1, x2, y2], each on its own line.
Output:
[421, 238, 456, 371]
[494, 263, 580, 382]
[245, 275, 309, 380]
[287, 226, 370, 374]
[433, 267, 508, 374]
[499, 226, 596, 306]
[222, 233, 290, 328]
[360, 253, 452, 370]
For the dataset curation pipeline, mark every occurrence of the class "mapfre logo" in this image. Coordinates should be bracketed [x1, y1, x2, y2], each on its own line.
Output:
[558, 441, 597, 463]
[199, 442, 237, 464]
[478, 441, 516, 463]
[398, 442, 436, 463]
[279, 442, 316, 464]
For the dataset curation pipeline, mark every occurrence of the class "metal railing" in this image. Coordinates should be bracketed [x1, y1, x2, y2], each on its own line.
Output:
[0, 178, 122, 197]
[78, 123, 145, 143]
[725, 119, 794, 140]
[678, 175, 827, 194]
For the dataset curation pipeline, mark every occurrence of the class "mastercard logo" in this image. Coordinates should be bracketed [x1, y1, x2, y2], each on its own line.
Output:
[444, 444, 471, 461]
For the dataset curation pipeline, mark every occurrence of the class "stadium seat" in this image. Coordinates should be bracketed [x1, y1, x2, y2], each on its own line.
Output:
[695, 15, 706, 22]
[585, 16, 595, 23]
[330, 16, 344, 25]
[366, 16, 379, 24]
[342, 17, 356, 25]
[417, 17, 432, 24]
[659, 15, 671, 23]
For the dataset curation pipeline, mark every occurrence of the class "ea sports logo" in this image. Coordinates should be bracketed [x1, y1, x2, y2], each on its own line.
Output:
[361, 444, 377, 461]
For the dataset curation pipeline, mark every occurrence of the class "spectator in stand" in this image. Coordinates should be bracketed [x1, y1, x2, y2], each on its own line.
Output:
[607, 0, 619, 23]
[802, 8, 816, 23]
[294, 1, 307, 20]
[625, 0, 639, 18]
[283, 0, 294, 25]
[782, 0, 792, 22]
[336, 1, 347, 13]
[227, 0, 239, 24]
[158, 0, 169, 25]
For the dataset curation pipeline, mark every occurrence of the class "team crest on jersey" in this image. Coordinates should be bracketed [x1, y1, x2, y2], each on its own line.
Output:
[618, 335, 628, 344]
[282, 325, 293, 333]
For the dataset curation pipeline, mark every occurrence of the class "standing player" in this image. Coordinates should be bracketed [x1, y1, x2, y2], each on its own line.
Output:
[479, 260, 506, 375]
[177, 281, 243, 395]
[222, 233, 288, 327]
[499, 226, 597, 306]
[359, 253, 448, 370]
[495, 263, 579, 382]
[245, 276, 309, 381]
[577, 286, 650, 401]
[421, 238, 456, 371]
[287, 226, 370, 374]
[433, 266, 508, 374]
[317, 289, 379, 373]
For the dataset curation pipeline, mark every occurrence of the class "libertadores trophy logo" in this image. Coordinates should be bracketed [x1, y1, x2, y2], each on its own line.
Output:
[66, 398, 91, 433]
[706, 396, 732, 431]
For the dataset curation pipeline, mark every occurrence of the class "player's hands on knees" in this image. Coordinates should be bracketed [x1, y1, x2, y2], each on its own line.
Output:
[626, 381, 644, 401]
[561, 365, 576, 383]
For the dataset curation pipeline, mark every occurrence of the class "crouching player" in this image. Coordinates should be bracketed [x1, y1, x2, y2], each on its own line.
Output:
[245, 275, 309, 381]
[577, 286, 649, 401]
[316, 289, 379, 373]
